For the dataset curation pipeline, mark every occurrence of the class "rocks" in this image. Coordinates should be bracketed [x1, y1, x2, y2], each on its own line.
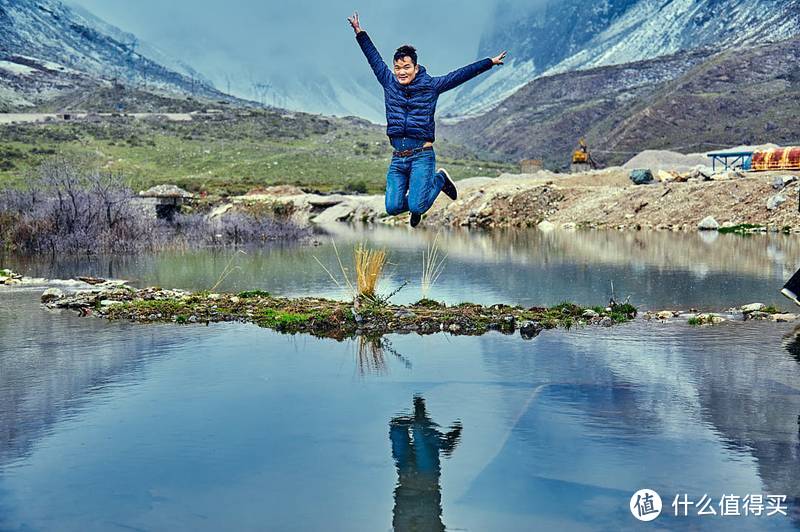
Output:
[138, 184, 194, 199]
[519, 321, 544, 340]
[696, 313, 726, 325]
[629, 168, 654, 185]
[740, 303, 766, 313]
[767, 193, 787, 211]
[0, 268, 23, 285]
[772, 175, 797, 189]
[582, 309, 599, 318]
[537, 220, 555, 232]
[40, 287, 64, 303]
[657, 310, 675, 320]
[697, 216, 719, 231]
[770, 313, 797, 322]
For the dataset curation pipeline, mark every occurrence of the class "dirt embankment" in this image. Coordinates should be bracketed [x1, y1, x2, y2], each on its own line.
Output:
[216, 166, 800, 231]
[422, 168, 800, 231]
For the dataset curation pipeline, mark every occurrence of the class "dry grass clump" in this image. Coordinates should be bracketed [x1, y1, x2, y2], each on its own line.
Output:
[355, 243, 387, 298]
[421, 231, 447, 300]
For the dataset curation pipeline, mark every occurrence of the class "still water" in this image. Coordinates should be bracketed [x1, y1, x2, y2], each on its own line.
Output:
[3, 226, 800, 531]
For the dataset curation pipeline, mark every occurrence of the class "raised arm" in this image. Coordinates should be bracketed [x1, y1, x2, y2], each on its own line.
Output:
[348, 12, 392, 87]
[432, 50, 508, 94]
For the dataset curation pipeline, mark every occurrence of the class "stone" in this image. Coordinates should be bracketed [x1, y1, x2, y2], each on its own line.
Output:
[537, 220, 555, 232]
[599, 317, 613, 327]
[448, 323, 461, 332]
[99, 300, 121, 307]
[740, 303, 766, 313]
[656, 310, 674, 320]
[767, 194, 787, 211]
[40, 287, 64, 303]
[629, 168, 654, 185]
[773, 175, 797, 189]
[770, 313, 797, 322]
[582, 309, 599, 318]
[697, 216, 719, 231]
[519, 321, 544, 340]
[697, 313, 726, 324]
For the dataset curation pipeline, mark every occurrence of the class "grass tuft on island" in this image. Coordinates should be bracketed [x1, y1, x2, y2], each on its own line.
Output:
[43, 285, 637, 340]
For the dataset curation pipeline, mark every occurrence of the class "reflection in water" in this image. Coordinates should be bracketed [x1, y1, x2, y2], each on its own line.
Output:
[784, 324, 800, 363]
[390, 396, 462, 532]
[356, 336, 411, 376]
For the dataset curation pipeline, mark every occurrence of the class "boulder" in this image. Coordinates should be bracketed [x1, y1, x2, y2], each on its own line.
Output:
[656, 310, 674, 320]
[771, 313, 797, 322]
[740, 303, 766, 313]
[656, 170, 677, 182]
[767, 194, 787, 211]
[773, 175, 797, 190]
[519, 321, 544, 340]
[582, 309, 599, 318]
[537, 220, 555, 232]
[697, 216, 719, 231]
[41, 287, 64, 303]
[629, 169, 654, 185]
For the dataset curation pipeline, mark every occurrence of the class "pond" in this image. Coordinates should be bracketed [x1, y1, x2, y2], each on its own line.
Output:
[2, 226, 800, 531]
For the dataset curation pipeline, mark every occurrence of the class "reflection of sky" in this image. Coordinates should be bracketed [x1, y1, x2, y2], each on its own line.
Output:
[2, 282, 800, 531]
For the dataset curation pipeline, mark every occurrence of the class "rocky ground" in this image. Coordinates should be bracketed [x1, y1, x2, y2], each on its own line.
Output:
[220, 166, 800, 232]
[37, 282, 637, 340]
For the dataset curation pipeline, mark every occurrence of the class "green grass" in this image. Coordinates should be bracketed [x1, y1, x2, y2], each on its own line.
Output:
[718, 223, 764, 235]
[0, 111, 516, 195]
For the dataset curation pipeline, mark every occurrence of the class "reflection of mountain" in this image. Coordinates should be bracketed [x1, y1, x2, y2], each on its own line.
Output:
[0, 291, 187, 465]
[7, 227, 798, 310]
[465, 322, 800, 527]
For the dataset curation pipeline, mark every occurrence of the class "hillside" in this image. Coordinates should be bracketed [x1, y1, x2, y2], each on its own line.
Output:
[0, 0, 235, 111]
[442, 37, 800, 168]
[441, 0, 800, 118]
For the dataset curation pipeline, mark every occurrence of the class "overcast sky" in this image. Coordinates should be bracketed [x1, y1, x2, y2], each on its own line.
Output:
[68, 1, 502, 87]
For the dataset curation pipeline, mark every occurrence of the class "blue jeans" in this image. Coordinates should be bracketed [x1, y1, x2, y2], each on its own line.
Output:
[385, 137, 446, 216]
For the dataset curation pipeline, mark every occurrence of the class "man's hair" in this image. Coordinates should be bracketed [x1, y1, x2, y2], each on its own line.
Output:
[393, 45, 417, 65]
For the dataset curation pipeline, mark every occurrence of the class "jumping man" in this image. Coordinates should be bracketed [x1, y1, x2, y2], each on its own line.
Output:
[347, 12, 507, 227]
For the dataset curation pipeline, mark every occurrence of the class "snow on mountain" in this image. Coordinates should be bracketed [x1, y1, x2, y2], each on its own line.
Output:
[0, 0, 228, 106]
[441, 0, 800, 119]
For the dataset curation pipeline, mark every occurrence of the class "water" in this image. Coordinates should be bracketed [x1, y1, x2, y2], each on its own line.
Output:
[3, 226, 800, 531]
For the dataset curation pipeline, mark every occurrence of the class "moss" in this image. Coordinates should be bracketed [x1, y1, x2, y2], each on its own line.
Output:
[413, 298, 446, 309]
[257, 308, 314, 330]
[718, 223, 764, 235]
[687, 317, 702, 326]
[763, 305, 782, 314]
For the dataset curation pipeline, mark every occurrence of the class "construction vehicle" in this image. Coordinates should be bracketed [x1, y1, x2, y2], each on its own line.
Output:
[571, 138, 598, 172]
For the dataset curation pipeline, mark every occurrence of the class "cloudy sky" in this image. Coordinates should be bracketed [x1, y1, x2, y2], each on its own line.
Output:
[68, 0, 510, 116]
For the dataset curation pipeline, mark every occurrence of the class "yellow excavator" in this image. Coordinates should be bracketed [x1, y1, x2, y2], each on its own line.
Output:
[571, 138, 598, 172]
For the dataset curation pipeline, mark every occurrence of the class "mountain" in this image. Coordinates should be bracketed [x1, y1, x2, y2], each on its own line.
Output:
[0, 0, 233, 110]
[440, 0, 800, 119]
[441, 37, 800, 167]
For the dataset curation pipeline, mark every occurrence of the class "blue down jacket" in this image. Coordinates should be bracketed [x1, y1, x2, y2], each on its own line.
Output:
[356, 31, 493, 142]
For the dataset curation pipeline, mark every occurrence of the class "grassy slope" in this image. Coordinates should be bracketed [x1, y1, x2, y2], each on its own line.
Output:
[0, 108, 514, 195]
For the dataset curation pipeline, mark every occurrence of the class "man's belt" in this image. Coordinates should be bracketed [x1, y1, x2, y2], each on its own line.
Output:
[392, 145, 433, 158]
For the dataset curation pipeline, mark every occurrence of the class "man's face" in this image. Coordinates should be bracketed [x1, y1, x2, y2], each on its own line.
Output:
[393, 57, 419, 85]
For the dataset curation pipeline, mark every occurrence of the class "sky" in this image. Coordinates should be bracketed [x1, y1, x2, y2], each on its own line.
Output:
[67, 0, 504, 112]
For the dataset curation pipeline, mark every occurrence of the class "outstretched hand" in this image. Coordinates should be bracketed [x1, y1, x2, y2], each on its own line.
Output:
[491, 51, 508, 66]
[347, 12, 363, 34]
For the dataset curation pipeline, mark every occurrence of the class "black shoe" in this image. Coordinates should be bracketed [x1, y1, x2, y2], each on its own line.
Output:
[782, 287, 800, 307]
[439, 168, 457, 200]
[410, 213, 422, 228]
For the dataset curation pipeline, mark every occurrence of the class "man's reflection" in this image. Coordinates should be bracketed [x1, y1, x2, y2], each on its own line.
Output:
[390, 395, 462, 531]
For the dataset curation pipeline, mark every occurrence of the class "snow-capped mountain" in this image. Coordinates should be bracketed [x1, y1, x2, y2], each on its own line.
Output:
[440, 0, 800, 119]
[0, 0, 229, 108]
